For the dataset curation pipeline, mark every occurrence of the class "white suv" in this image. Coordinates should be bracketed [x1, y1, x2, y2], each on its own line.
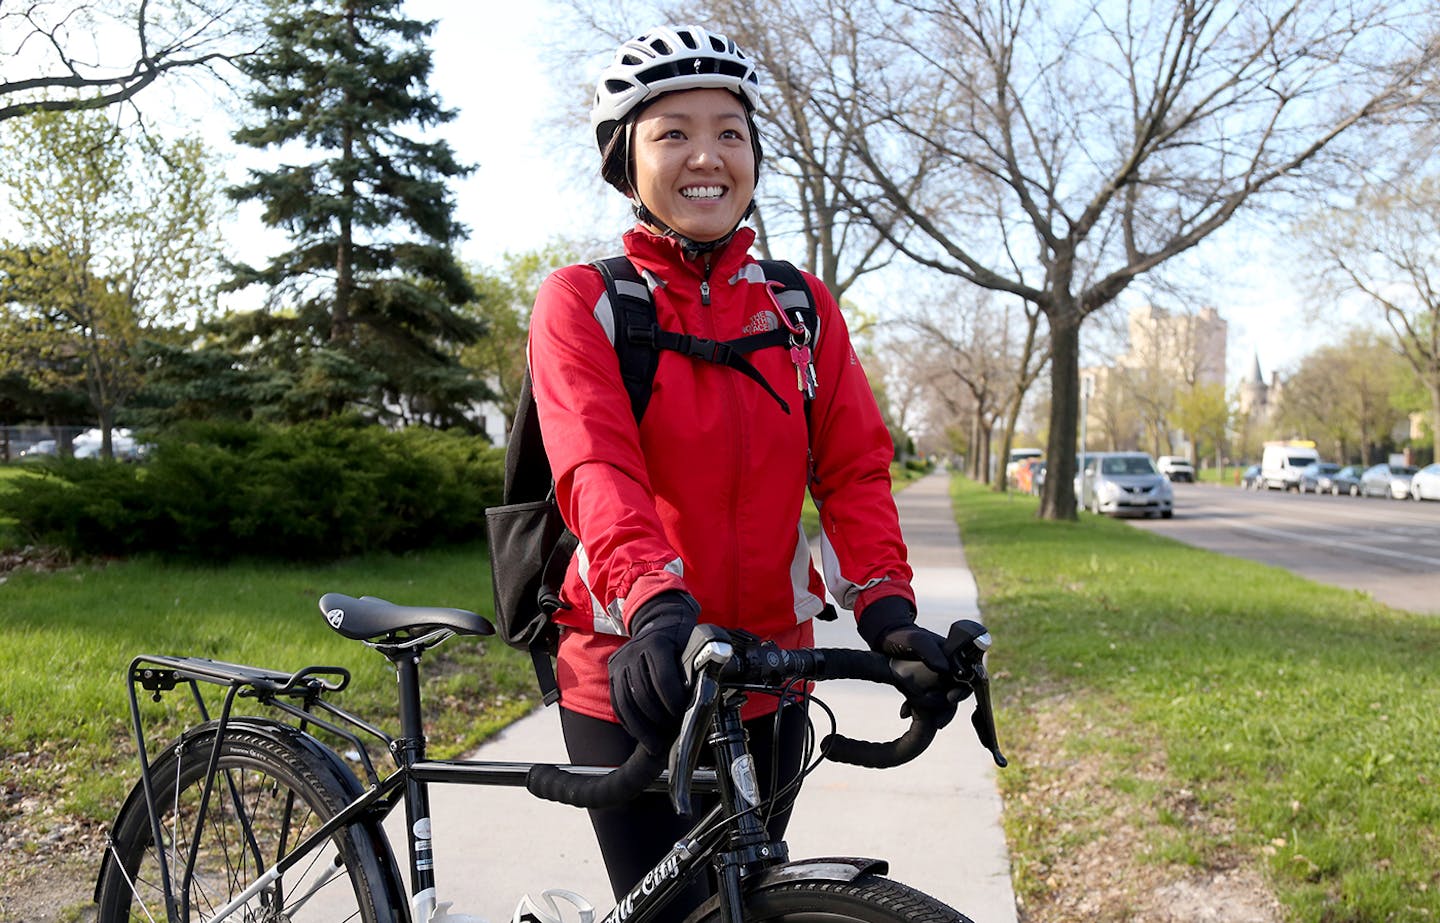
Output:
[1156, 456, 1195, 483]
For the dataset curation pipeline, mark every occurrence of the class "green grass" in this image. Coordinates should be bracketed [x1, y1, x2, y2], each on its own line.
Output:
[1197, 465, 1245, 485]
[0, 543, 541, 828]
[952, 477, 1440, 919]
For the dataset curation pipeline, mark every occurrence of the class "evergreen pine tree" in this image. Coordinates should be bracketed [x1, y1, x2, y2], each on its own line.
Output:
[225, 0, 485, 428]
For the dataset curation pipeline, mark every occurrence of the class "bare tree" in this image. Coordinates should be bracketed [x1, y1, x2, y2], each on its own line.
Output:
[0, 1, 261, 121]
[809, 0, 1439, 518]
[706, 1, 915, 299]
[1276, 330, 1411, 465]
[552, 0, 910, 302]
[1302, 175, 1440, 447]
[903, 284, 1039, 484]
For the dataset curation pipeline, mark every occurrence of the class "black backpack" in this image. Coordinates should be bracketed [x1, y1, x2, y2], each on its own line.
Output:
[484, 256, 820, 704]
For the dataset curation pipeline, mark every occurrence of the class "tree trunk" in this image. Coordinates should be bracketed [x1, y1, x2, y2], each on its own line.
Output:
[969, 414, 982, 481]
[979, 422, 993, 485]
[1040, 310, 1082, 520]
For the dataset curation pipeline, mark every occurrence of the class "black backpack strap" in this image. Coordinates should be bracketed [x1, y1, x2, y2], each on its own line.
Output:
[637, 327, 792, 415]
[594, 256, 663, 421]
[594, 256, 811, 417]
[758, 259, 823, 484]
[757, 259, 819, 343]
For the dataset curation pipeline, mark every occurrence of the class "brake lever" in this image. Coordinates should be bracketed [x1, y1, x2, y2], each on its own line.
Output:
[668, 625, 733, 816]
[945, 620, 1007, 768]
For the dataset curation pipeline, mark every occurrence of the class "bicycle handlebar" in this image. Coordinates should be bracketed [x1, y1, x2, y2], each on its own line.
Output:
[525, 620, 1005, 810]
[526, 746, 668, 808]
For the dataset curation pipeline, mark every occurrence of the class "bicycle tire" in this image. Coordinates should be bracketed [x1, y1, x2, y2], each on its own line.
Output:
[96, 719, 403, 923]
[682, 873, 975, 923]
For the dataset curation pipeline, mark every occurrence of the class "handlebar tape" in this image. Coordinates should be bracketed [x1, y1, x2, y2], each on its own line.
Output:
[822, 715, 938, 768]
[525, 746, 666, 808]
[804, 647, 894, 683]
[805, 648, 942, 768]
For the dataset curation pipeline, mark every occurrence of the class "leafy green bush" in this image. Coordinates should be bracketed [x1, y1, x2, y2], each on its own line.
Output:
[0, 420, 503, 559]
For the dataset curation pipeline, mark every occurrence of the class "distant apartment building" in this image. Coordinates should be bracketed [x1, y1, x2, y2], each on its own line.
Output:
[1118, 304, 1228, 387]
[1079, 304, 1229, 453]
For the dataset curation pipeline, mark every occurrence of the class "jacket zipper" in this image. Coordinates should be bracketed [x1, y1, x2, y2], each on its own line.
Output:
[700, 257, 712, 305]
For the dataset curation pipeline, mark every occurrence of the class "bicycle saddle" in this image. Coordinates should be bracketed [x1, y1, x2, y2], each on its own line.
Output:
[318, 592, 495, 641]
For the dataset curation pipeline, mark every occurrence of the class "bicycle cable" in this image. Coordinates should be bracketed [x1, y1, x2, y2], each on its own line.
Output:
[685, 686, 839, 846]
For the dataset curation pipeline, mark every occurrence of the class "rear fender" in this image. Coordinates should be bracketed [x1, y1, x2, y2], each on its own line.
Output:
[95, 718, 406, 911]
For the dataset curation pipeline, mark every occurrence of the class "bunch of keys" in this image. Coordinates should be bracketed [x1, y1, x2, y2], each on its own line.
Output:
[789, 330, 817, 399]
[766, 280, 818, 399]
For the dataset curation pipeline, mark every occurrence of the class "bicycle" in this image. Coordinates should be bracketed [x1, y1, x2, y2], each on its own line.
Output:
[94, 592, 1008, 923]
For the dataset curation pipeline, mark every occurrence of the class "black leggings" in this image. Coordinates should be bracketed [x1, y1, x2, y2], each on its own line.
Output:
[560, 704, 809, 922]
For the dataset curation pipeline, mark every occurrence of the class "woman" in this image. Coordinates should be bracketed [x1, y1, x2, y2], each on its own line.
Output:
[527, 24, 948, 917]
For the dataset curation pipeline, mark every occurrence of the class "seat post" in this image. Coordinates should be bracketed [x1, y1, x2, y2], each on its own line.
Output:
[390, 651, 439, 899]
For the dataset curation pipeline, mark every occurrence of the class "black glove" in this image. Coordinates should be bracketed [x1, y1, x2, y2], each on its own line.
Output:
[858, 595, 961, 728]
[857, 595, 949, 673]
[608, 591, 700, 757]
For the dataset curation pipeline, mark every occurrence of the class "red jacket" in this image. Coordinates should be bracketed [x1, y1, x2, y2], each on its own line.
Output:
[528, 226, 913, 722]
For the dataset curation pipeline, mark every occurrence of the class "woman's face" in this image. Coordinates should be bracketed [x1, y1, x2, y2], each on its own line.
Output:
[630, 88, 756, 244]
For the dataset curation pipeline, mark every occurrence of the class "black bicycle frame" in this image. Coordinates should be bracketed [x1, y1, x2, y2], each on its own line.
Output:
[124, 648, 756, 923]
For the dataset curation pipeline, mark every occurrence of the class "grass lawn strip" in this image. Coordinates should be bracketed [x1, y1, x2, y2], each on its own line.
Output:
[953, 477, 1440, 921]
[0, 542, 542, 916]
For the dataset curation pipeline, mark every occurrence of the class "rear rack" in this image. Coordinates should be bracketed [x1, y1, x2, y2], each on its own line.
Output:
[132, 654, 351, 697]
[126, 654, 393, 790]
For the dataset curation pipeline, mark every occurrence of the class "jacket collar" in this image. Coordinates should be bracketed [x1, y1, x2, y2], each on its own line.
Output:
[622, 225, 757, 284]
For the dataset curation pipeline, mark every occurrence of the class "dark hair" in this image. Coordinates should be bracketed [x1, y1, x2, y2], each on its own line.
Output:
[598, 93, 764, 198]
[599, 123, 634, 195]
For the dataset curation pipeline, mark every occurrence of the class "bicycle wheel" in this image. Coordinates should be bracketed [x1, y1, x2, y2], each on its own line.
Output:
[683, 873, 974, 923]
[96, 719, 403, 923]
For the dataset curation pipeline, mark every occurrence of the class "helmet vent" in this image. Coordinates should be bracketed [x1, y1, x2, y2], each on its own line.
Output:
[591, 26, 763, 154]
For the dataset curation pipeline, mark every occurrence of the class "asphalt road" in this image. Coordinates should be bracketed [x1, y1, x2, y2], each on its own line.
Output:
[1125, 481, 1440, 616]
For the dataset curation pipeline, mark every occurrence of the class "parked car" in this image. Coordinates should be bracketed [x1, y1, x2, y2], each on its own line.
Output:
[1078, 452, 1173, 518]
[1239, 464, 1262, 489]
[1156, 455, 1195, 483]
[1297, 462, 1342, 494]
[1410, 463, 1440, 501]
[18, 439, 57, 458]
[1029, 461, 1047, 497]
[72, 427, 146, 461]
[1014, 457, 1044, 494]
[1329, 465, 1364, 496]
[1005, 447, 1043, 486]
[1359, 463, 1418, 499]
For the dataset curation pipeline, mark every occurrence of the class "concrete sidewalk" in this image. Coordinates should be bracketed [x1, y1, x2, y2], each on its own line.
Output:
[408, 471, 1017, 923]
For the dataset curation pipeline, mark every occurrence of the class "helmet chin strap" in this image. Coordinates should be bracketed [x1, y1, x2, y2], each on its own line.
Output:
[632, 198, 756, 256]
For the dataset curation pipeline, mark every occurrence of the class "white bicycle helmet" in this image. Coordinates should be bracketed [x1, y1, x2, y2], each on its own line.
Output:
[591, 25, 762, 152]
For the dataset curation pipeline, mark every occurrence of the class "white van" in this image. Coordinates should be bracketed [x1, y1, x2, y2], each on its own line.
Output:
[1261, 442, 1320, 491]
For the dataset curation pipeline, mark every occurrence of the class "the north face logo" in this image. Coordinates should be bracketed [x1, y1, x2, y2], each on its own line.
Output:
[743, 311, 779, 335]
